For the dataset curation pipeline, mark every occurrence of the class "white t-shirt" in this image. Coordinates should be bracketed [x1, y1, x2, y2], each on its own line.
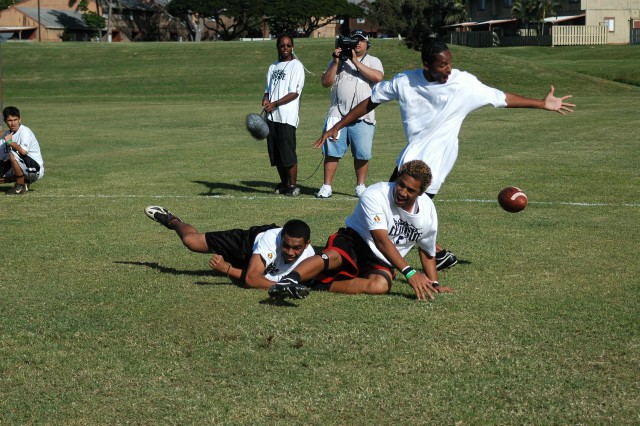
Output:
[253, 227, 315, 282]
[326, 54, 384, 124]
[264, 59, 305, 128]
[371, 69, 506, 194]
[0, 124, 44, 178]
[345, 182, 438, 267]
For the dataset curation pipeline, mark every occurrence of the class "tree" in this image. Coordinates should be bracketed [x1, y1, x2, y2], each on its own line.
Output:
[537, 0, 562, 35]
[266, 0, 362, 38]
[68, 0, 113, 41]
[166, 0, 360, 41]
[0, 0, 16, 11]
[511, 0, 537, 32]
[512, 0, 561, 35]
[166, 0, 269, 41]
[83, 10, 106, 38]
[368, 0, 469, 49]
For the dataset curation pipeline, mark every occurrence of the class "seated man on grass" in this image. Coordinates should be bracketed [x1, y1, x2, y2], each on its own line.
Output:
[0, 106, 44, 195]
[269, 160, 453, 301]
[145, 206, 315, 290]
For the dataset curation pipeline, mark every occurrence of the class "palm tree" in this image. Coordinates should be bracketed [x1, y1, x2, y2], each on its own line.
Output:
[537, 0, 562, 35]
[444, 0, 470, 26]
[512, 0, 538, 34]
[512, 0, 561, 35]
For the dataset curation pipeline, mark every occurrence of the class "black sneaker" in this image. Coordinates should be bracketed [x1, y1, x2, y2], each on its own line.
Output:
[6, 184, 27, 195]
[268, 277, 310, 300]
[284, 185, 300, 197]
[144, 205, 182, 228]
[436, 251, 458, 271]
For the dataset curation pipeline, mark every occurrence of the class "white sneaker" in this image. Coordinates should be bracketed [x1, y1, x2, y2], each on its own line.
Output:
[355, 184, 366, 197]
[316, 184, 332, 199]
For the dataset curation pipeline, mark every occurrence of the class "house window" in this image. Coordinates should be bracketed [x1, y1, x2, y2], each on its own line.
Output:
[478, 0, 486, 10]
[503, 0, 513, 7]
[603, 17, 615, 32]
[357, 18, 365, 24]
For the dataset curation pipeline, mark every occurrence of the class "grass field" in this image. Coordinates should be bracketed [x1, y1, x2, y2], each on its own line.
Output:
[0, 39, 638, 424]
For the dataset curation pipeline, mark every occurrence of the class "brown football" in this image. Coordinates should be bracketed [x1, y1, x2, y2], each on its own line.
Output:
[498, 187, 528, 213]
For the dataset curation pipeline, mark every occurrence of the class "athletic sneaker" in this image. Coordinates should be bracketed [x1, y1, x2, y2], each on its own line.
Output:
[6, 184, 27, 195]
[273, 183, 287, 194]
[144, 205, 182, 228]
[316, 184, 332, 199]
[284, 185, 300, 197]
[436, 251, 458, 271]
[268, 278, 310, 300]
[355, 184, 366, 197]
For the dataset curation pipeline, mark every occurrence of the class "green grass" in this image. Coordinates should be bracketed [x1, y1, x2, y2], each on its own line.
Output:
[0, 40, 638, 424]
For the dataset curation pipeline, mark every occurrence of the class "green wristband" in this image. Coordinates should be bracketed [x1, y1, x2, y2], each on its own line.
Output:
[405, 269, 416, 279]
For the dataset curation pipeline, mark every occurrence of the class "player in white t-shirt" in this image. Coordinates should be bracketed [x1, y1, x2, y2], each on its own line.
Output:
[262, 35, 306, 197]
[314, 40, 575, 270]
[0, 106, 44, 195]
[144, 206, 315, 290]
[269, 160, 454, 302]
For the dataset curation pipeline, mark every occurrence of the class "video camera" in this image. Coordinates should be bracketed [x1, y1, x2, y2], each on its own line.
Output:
[335, 35, 359, 61]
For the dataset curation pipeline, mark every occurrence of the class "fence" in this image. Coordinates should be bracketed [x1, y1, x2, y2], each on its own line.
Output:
[552, 25, 607, 46]
[448, 31, 494, 48]
[448, 25, 610, 48]
[501, 36, 551, 47]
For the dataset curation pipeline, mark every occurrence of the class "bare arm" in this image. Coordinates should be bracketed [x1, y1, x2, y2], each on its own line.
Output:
[209, 253, 274, 290]
[313, 97, 379, 148]
[505, 85, 575, 114]
[243, 253, 278, 289]
[3, 131, 27, 156]
[263, 92, 299, 114]
[350, 50, 384, 84]
[321, 51, 341, 87]
[370, 229, 439, 301]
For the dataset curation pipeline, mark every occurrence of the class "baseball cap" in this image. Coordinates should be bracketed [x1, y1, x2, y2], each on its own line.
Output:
[351, 30, 369, 40]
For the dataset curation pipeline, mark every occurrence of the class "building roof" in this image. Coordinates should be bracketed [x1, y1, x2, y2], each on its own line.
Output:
[474, 19, 517, 26]
[543, 14, 586, 24]
[18, 7, 90, 30]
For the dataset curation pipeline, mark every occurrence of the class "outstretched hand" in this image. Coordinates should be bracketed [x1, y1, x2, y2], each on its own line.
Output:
[544, 85, 575, 114]
[312, 128, 339, 149]
[407, 272, 439, 301]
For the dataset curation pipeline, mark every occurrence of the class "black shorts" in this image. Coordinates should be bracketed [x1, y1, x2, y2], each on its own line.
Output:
[204, 224, 278, 269]
[317, 227, 394, 288]
[266, 121, 297, 167]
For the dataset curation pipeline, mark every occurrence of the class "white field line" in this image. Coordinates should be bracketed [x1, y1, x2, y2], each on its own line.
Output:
[33, 194, 640, 207]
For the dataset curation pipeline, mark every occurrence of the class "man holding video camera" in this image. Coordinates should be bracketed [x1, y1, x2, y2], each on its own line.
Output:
[316, 30, 384, 199]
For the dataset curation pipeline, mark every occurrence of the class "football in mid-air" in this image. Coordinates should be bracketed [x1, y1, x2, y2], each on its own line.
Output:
[498, 187, 528, 213]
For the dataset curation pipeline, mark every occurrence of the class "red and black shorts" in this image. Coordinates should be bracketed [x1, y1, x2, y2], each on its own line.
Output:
[316, 227, 394, 290]
[204, 224, 278, 269]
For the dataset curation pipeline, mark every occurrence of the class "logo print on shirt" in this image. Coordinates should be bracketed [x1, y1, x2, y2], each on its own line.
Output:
[372, 215, 381, 223]
[389, 218, 422, 245]
[272, 69, 287, 82]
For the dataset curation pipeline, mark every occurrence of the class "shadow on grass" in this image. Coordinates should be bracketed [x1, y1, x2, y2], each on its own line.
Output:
[114, 261, 214, 278]
[258, 298, 302, 307]
[192, 180, 322, 197]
